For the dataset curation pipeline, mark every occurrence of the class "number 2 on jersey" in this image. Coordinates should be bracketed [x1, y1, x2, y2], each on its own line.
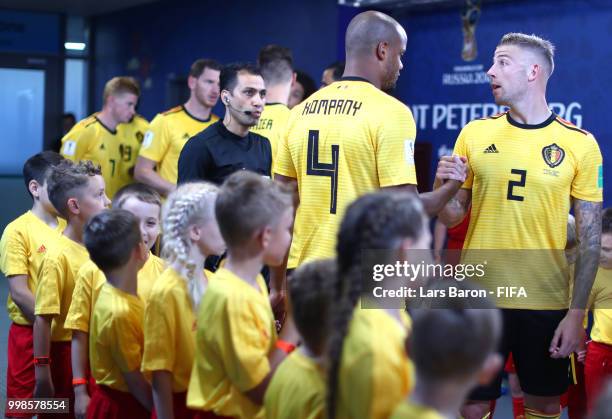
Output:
[306, 130, 339, 214]
[507, 169, 527, 201]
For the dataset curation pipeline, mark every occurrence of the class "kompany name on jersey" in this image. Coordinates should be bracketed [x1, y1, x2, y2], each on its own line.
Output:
[302, 99, 363, 116]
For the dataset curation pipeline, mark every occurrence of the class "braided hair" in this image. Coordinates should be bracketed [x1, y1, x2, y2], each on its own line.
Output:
[326, 191, 426, 419]
[161, 182, 219, 309]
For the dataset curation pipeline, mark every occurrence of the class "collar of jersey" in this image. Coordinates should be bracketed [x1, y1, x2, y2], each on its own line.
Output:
[217, 120, 248, 140]
[95, 116, 117, 135]
[506, 111, 556, 130]
[182, 105, 212, 123]
[340, 76, 373, 84]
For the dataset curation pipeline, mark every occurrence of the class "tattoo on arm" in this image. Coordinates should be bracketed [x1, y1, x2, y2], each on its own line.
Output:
[572, 199, 602, 309]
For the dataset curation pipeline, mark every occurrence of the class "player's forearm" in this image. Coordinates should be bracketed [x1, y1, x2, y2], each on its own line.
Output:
[571, 200, 602, 309]
[134, 166, 175, 197]
[419, 180, 463, 218]
[33, 315, 52, 357]
[8, 276, 35, 323]
[71, 331, 89, 380]
[125, 371, 153, 411]
[152, 370, 174, 419]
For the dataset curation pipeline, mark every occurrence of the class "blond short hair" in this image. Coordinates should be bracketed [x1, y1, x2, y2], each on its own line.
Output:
[103, 76, 140, 103]
[499, 32, 555, 77]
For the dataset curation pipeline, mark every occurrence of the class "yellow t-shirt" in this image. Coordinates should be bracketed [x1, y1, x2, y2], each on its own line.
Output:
[138, 106, 219, 184]
[187, 267, 276, 418]
[64, 253, 164, 333]
[275, 78, 417, 268]
[141, 266, 212, 392]
[90, 283, 144, 392]
[34, 234, 90, 342]
[116, 114, 149, 190]
[60, 115, 124, 198]
[264, 350, 325, 419]
[336, 308, 414, 419]
[455, 113, 603, 309]
[389, 400, 444, 419]
[0, 211, 64, 325]
[589, 267, 612, 345]
[250, 102, 291, 169]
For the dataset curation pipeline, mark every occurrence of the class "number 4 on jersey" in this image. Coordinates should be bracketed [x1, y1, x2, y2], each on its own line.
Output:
[307, 130, 340, 214]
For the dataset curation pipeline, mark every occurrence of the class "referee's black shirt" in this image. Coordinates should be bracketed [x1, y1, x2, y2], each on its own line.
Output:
[177, 120, 272, 185]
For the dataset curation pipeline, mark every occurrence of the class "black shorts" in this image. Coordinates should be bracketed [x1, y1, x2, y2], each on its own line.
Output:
[469, 309, 571, 400]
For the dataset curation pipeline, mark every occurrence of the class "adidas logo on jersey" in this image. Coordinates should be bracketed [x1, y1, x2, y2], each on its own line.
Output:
[37, 244, 46, 254]
[484, 144, 499, 153]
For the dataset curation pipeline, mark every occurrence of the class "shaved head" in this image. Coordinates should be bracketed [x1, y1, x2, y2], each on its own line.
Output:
[345, 11, 406, 58]
[344, 11, 407, 91]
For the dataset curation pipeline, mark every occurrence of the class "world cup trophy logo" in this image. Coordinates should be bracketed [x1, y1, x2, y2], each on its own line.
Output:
[461, 0, 482, 62]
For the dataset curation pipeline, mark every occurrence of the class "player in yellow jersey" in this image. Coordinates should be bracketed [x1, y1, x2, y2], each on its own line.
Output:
[66, 183, 163, 419]
[390, 282, 502, 419]
[584, 208, 612, 411]
[135, 59, 221, 196]
[116, 114, 150, 189]
[251, 45, 294, 168]
[0, 152, 64, 414]
[264, 259, 334, 419]
[84, 209, 153, 418]
[61, 77, 140, 198]
[273, 10, 466, 307]
[33, 160, 110, 417]
[437, 33, 603, 419]
[326, 191, 428, 419]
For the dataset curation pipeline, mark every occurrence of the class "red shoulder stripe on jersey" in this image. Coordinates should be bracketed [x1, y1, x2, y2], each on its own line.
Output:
[554, 117, 589, 135]
[161, 105, 183, 115]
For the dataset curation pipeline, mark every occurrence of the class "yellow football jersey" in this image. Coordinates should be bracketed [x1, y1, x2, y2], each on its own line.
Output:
[263, 350, 325, 419]
[389, 400, 444, 419]
[139, 106, 219, 184]
[60, 115, 125, 198]
[251, 102, 291, 169]
[34, 234, 90, 342]
[275, 78, 417, 268]
[89, 283, 144, 391]
[116, 114, 149, 190]
[0, 211, 64, 325]
[336, 308, 414, 419]
[187, 267, 276, 419]
[588, 267, 612, 345]
[455, 112, 603, 309]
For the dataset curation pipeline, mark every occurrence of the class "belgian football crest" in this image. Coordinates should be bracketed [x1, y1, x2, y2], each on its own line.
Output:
[542, 143, 565, 168]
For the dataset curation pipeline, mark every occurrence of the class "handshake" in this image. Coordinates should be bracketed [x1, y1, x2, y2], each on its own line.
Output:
[435, 155, 469, 185]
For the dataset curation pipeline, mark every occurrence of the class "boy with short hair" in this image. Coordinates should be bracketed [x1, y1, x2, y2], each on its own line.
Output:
[85, 209, 153, 418]
[0, 151, 64, 416]
[391, 282, 503, 419]
[187, 171, 299, 418]
[264, 259, 335, 419]
[32, 160, 110, 416]
[65, 182, 163, 417]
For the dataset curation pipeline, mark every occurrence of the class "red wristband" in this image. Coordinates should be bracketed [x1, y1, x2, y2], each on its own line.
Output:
[72, 378, 88, 387]
[34, 356, 51, 366]
[276, 339, 296, 354]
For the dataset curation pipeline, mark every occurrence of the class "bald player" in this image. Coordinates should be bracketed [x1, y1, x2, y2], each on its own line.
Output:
[251, 45, 295, 167]
[273, 11, 467, 297]
[438, 33, 602, 419]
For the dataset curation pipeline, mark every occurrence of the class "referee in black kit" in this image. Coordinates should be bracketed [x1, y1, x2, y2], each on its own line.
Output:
[177, 62, 272, 185]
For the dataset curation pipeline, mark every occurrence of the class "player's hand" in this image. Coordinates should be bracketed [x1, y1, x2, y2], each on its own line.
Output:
[74, 387, 91, 419]
[549, 310, 586, 358]
[33, 370, 54, 398]
[436, 155, 468, 183]
[270, 288, 287, 329]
